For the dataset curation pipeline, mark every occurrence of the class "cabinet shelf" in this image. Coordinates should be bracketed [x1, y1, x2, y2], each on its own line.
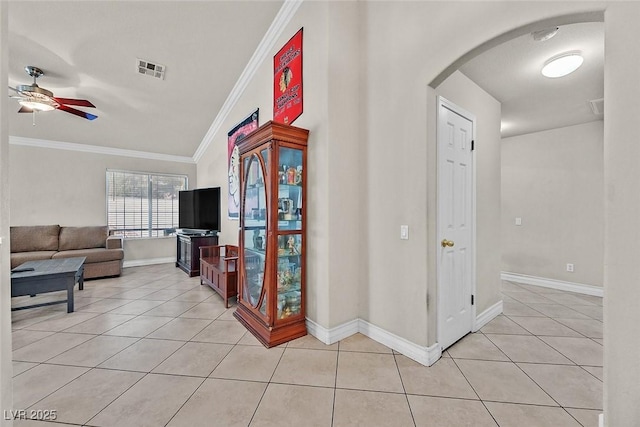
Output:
[234, 121, 309, 347]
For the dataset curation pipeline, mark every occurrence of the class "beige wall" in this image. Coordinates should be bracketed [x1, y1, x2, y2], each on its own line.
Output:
[8, 1, 640, 424]
[196, 1, 608, 349]
[196, 1, 336, 326]
[502, 121, 604, 286]
[9, 144, 196, 263]
[604, 3, 640, 425]
[431, 71, 503, 328]
[360, 1, 602, 347]
[1, 1, 13, 423]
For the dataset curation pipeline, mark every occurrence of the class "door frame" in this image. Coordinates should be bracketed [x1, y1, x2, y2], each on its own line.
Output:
[436, 96, 477, 350]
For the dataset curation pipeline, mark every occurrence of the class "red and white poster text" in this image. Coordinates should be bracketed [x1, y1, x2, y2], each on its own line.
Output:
[273, 28, 303, 125]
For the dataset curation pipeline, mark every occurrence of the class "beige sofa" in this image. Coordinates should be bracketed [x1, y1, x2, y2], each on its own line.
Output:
[10, 225, 124, 279]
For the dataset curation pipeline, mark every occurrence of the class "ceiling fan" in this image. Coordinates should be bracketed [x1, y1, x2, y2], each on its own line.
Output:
[9, 66, 97, 121]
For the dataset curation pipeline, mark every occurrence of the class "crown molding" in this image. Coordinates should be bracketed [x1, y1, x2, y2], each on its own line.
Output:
[9, 136, 195, 164]
[192, 0, 304, 163]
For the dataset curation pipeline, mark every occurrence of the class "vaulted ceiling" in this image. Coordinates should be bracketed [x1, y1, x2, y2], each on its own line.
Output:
[8, 1, 283, 158]
[8, 3, 604, 154]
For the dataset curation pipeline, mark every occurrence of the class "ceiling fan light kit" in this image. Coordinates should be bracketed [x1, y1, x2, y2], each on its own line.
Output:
[9, 65, 98, 121]
[541, 51, 584, 78]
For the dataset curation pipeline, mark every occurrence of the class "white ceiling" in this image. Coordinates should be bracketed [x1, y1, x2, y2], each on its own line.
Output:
[8, 1, 283, 158]
[460, 21, 604, 138]
[8, 4, 604, 153]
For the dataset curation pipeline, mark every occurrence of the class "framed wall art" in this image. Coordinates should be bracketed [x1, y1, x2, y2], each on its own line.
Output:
[274, 28, 303, 125]
[228, 109, 259, 219]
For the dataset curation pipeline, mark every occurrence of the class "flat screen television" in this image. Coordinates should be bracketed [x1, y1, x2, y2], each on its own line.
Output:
[178, 187, 221, 233]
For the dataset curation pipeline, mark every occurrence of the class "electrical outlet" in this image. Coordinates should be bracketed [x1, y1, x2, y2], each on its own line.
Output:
[566, 263, 574, 272]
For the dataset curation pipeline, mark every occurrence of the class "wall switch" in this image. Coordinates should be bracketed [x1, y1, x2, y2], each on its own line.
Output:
[400, 225, 409, 240]
[515, 217, 522, 226]
[566, 263, 574, 272]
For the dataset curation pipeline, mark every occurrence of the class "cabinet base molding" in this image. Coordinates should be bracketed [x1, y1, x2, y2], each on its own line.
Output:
[306, 318, 441, 366]
[234, 306, 307, 348]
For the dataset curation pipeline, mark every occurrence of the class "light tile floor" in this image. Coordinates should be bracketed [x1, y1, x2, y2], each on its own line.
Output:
[10, 264, 603, 426]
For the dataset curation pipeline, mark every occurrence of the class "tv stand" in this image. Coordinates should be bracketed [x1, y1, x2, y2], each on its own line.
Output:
[176, 233, 218, 277]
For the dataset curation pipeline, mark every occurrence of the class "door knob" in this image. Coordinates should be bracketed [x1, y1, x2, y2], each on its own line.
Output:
[441, 239, 454, 248]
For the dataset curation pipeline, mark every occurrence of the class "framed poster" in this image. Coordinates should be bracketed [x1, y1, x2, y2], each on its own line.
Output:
[228, 109, 259, 219]
[274, 28, 303, 125]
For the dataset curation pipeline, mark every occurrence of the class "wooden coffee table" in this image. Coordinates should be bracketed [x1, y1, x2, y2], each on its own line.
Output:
[11, 257, 86, 313]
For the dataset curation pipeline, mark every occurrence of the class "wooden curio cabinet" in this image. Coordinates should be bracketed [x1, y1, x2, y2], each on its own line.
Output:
[234, 121, 309, 347]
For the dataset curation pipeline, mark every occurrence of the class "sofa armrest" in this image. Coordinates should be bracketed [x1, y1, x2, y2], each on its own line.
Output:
[106, 236, 123, 249]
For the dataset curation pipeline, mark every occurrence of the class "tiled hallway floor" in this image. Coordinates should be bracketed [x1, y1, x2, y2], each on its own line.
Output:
[10, 264, 602, 426]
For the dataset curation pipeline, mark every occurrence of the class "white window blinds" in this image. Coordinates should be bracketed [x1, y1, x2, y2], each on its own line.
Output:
[106, 170, 187, 238]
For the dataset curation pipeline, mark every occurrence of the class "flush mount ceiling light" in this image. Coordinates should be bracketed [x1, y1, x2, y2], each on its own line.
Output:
[541, 52, 584, 78]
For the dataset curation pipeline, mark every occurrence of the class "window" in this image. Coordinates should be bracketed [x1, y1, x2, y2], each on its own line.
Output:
[106, 170, 188, 238]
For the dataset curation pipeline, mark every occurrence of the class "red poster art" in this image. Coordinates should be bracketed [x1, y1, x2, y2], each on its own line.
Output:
[274, 28, 303, 125]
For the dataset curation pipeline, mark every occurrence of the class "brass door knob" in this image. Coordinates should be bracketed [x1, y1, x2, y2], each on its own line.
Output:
[441, 239, 454, 248]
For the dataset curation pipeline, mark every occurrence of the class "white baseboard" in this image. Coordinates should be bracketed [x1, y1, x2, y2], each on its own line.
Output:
[473, 300, 503, 332]
[123, 257, 175, 268]
[306, 317, 441, 366]
[501, 271, 603, 297]
[306, 318, 359, 345]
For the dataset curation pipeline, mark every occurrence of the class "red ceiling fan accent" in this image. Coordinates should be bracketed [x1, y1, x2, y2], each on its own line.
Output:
[9, 66, 98, 121]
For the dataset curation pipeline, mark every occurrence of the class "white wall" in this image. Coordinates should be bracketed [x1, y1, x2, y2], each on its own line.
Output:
[502, 121, 604, 286]
[9, 144, 196, 263]
[604, 3, 640, 425]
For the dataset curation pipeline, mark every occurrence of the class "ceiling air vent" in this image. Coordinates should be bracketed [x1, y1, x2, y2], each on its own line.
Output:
[137, 58, 166, 80]
[589, 98, 604, 116]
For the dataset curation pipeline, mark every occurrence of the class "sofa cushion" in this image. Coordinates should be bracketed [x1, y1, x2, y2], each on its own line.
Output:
[10, 225, 60, 253]
[53, 248, 124, 264]
[59, 226, 108, 251]
[10, 251, 57, 269]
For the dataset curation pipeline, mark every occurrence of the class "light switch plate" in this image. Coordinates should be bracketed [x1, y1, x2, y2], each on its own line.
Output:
[515, 217, 522, 226]
[400, 225, 409, 240]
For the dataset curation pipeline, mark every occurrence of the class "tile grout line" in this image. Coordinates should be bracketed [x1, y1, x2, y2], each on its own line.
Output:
[489, 307, 600, 415]
[331, 344, 340, 427]
[447, 354, 500, 426]
[162, 376, 208, 427]
[391, 351, 417, 427]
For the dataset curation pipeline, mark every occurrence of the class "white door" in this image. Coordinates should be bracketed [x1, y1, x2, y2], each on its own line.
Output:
[437, 97, 475, 351]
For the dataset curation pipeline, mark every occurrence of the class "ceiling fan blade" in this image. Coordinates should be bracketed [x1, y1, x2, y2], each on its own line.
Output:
[53, 97, 95, 108]
[18, 106, 33, 113]
[58, 104, 98, 120]
[8, 86, 19, 93]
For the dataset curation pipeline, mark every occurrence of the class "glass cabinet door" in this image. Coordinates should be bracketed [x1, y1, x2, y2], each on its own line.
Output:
[242, 153, 267, 312]
[277, 147, 303, 231]
[276, 233, 302, 319]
